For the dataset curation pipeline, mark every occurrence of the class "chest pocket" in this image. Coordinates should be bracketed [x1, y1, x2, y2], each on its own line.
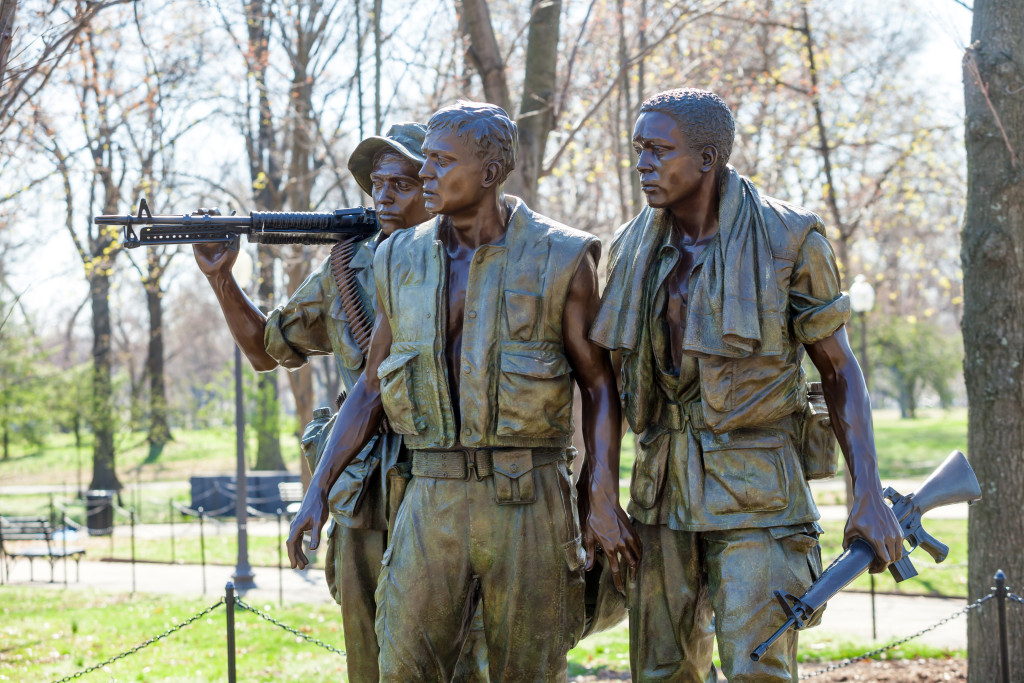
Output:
[700, 429, 789, 514]
[378, 349, 424, 435]
[495, 342, 573, 438]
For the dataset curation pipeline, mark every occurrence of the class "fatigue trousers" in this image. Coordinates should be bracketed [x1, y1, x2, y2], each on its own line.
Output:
[375, 458, 586, 682]
[629, 522, 822, 683]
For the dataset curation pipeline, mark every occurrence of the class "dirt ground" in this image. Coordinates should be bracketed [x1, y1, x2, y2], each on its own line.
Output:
[572, 658, 967, 682]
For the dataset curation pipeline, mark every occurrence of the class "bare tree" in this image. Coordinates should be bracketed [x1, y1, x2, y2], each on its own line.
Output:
[961, 1, 1024, 680]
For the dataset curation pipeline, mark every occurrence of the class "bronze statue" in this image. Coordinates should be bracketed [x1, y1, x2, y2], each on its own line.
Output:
[590, 88, 904, 682]
[193, 123, 486, 682]
[286, 100, 640, 682]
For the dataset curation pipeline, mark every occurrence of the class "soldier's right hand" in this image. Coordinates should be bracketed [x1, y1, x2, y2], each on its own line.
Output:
[285, 487, 330, 570]
[191, 208, 237, 277]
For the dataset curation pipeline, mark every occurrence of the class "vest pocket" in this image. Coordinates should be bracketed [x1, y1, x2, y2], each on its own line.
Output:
[377, 350, 424, 435]
[700, 430, 789, 514]
[495, 343, 573, 437]
[504, 290, 540, 340]
[630, 426, 670, 509]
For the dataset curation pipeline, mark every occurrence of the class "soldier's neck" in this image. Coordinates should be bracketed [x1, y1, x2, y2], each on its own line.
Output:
[668, 178, 720, 243]
[445, 192, 510, 250]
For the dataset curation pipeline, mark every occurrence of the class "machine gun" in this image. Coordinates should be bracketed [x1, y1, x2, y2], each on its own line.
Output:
[750, 449, 981, 662]
[94, 198, 378, 249]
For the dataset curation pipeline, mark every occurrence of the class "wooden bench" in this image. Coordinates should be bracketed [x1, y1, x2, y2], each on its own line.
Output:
[277, 482, 303, 518]
[0, 515, 86, 583]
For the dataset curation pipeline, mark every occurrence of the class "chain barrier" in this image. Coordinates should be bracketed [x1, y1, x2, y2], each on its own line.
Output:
[49, 599, 225, 683]
[234, 597, 347, 658]
[800, 593, 994, 679]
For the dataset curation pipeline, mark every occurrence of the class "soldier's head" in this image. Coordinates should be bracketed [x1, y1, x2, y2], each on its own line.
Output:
[348, 122, 432, 235]
[632, 89, 734, 210]
[420, 101, 518, 216]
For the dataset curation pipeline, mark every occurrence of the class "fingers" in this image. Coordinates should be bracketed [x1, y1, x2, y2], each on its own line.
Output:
[310, 523, 322, 551]
[583, 527, 597, 571]
[286, 531, 307, 570]
[604, 548, 625, 593]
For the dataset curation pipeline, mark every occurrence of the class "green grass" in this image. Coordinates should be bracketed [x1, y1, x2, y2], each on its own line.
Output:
[1, 586, 962, 682]
[98, 532, 326, 570]
[864, 407, 968, 480]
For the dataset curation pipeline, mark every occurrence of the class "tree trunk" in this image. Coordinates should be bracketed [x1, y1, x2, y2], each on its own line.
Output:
[0, 0, 16, 88]
[144, 276, 172, 460]
[254, 258, 285, 471]
[962, 2, 1024, 681]
[88, 266, 120, 491]
[515, 0, 561, 208]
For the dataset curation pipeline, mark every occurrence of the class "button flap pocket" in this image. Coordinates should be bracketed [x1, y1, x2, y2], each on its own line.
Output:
[492, 449, 537, 505]
[499, 349, 571, 378]
[700, 429, 786, 452]
[699, 429, 789, 514]
[505, 290, 541, 341]
[377, 350, 419, 378]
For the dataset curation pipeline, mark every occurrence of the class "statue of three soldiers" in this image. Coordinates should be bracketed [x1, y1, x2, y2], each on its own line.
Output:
[196, 89, 903, 683]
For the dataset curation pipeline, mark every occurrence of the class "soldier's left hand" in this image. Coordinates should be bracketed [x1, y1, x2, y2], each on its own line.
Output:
[583, 487, 641, 592]
[844, 489, 903, 573]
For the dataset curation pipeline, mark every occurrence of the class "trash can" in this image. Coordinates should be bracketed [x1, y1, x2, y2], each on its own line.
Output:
[85, 490, 114, 536]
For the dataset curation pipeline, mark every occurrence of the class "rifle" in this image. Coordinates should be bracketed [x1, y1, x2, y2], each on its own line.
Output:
[750, 449, 981, 662]
[94, 198, 378, 249]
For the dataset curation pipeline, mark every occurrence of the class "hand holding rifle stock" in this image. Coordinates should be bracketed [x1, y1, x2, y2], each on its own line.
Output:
[751, 450, 981, 662]
[93, 197, 379, 250]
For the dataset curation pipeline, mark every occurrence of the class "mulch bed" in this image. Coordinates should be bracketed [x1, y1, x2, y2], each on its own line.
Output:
[572, 658, 966, 682]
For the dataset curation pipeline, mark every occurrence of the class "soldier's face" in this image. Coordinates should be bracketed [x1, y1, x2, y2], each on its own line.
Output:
[632, 111, 706, 211]
[419, 129, 489, 217]
[370, 155, 431, 236]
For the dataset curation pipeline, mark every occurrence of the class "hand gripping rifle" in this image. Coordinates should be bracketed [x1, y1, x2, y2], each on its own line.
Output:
[94, 198, 378, 249]
[750, 449, 981, 662]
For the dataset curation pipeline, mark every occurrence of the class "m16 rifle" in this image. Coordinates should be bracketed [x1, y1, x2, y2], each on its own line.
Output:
[94, 198, 378, 249]
[750, 449, 981, 662]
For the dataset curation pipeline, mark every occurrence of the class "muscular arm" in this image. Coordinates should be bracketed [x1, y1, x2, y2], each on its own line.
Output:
[285, 298, 392, 569]
[194, 242, 277, 372]
[563, 250, 641, 589]
[805, 325, 903, 573]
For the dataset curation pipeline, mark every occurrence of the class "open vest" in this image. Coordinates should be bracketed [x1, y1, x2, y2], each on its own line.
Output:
[373, 197, 599, 450]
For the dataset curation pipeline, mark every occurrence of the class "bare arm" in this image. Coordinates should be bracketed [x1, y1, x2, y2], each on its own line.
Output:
[805, 325, 903, 573]
[194, 241, 277, 372]
[285, 298, 392, 569]
[563, 250, 641, 590]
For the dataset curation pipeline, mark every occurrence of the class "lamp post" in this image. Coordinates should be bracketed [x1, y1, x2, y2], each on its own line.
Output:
[232, 249, 256, 591]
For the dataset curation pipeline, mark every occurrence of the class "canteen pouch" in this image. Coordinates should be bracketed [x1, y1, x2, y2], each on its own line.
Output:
[801, 382, 838, 480]
[385, 460, 413, 543]
[300, 406, 335, 476]
[492, 449, 537, 505]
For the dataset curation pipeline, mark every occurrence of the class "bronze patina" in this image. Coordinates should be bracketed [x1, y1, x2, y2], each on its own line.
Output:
[591, 88, 904, 682]
[287, 100, 640, 682]
[194, 123, 486, 683]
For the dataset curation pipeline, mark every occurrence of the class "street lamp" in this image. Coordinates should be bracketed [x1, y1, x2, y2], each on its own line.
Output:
[849, 274, 876, 394]
[232, 249, 256, 591]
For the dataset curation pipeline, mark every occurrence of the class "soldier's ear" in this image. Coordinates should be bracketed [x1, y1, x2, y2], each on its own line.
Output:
[482, 160, 503, 188]
[701, 145, 718, 173]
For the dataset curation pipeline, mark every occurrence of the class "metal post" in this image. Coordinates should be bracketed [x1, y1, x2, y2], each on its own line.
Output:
[169, 500, 175, 564]
[49, 493, 55, 526]
[995, 569, 1010, 683]
[225, 581, 237, 683]
[870, 573, 877, 640]
[199, 507, 207, 595]
[233, 345, 256, 591]
[130, 508, 136, 595]
[62, 513, 68, 587]
[277, 508, 284, 606]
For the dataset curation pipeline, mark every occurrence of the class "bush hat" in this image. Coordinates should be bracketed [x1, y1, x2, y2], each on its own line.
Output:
[347, 122, 427, 196]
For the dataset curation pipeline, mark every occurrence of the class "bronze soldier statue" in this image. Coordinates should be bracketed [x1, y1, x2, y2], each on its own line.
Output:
[194, 123, 487, 683]
[286, 100, 641, 682]
[591, 88, 904, 682]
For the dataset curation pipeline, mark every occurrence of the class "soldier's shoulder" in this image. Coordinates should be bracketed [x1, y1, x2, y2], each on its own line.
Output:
[759, 193, 827, 257]
[523, 205, 595, 245]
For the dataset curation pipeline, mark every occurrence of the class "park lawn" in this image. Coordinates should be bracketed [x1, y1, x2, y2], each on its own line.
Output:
[2, 586, 962, 682]
[95, 530, 327, 570]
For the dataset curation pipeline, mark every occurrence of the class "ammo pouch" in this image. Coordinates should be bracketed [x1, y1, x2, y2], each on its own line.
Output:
[800, 382, 838, 480]
[300, 406, 335, 476]
[492, 449, 537, 505]
[385, 461, 413, 542]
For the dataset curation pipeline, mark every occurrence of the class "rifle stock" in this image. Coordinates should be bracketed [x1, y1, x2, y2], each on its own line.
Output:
[751, 450, 980, 662]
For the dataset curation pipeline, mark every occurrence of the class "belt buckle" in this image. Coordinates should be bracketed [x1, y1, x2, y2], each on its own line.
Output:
[465, 448, 485, 481]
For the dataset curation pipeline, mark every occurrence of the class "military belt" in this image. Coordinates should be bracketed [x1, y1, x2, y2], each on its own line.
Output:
[658, 399, 706, 432]
[411, 447, 565, 481]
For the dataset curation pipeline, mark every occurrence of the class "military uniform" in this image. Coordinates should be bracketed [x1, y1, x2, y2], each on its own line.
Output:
[372, 197, 593, 682]
[592, 169, 850, 682]
[266, 237, 489, 683]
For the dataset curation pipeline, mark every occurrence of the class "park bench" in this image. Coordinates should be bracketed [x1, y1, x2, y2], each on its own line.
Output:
[0, 515, 86, 583]
[277, 482, 303, 518]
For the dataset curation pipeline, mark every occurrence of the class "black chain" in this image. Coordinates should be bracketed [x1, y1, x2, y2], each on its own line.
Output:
[50, 599, 225, 683]
[235, 598, 347, 657]
[800, 593, 993, 679]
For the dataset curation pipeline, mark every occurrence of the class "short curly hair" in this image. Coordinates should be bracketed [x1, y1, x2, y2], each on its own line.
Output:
[639, 89, 734, 171]
[426, 101, 518, 184]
